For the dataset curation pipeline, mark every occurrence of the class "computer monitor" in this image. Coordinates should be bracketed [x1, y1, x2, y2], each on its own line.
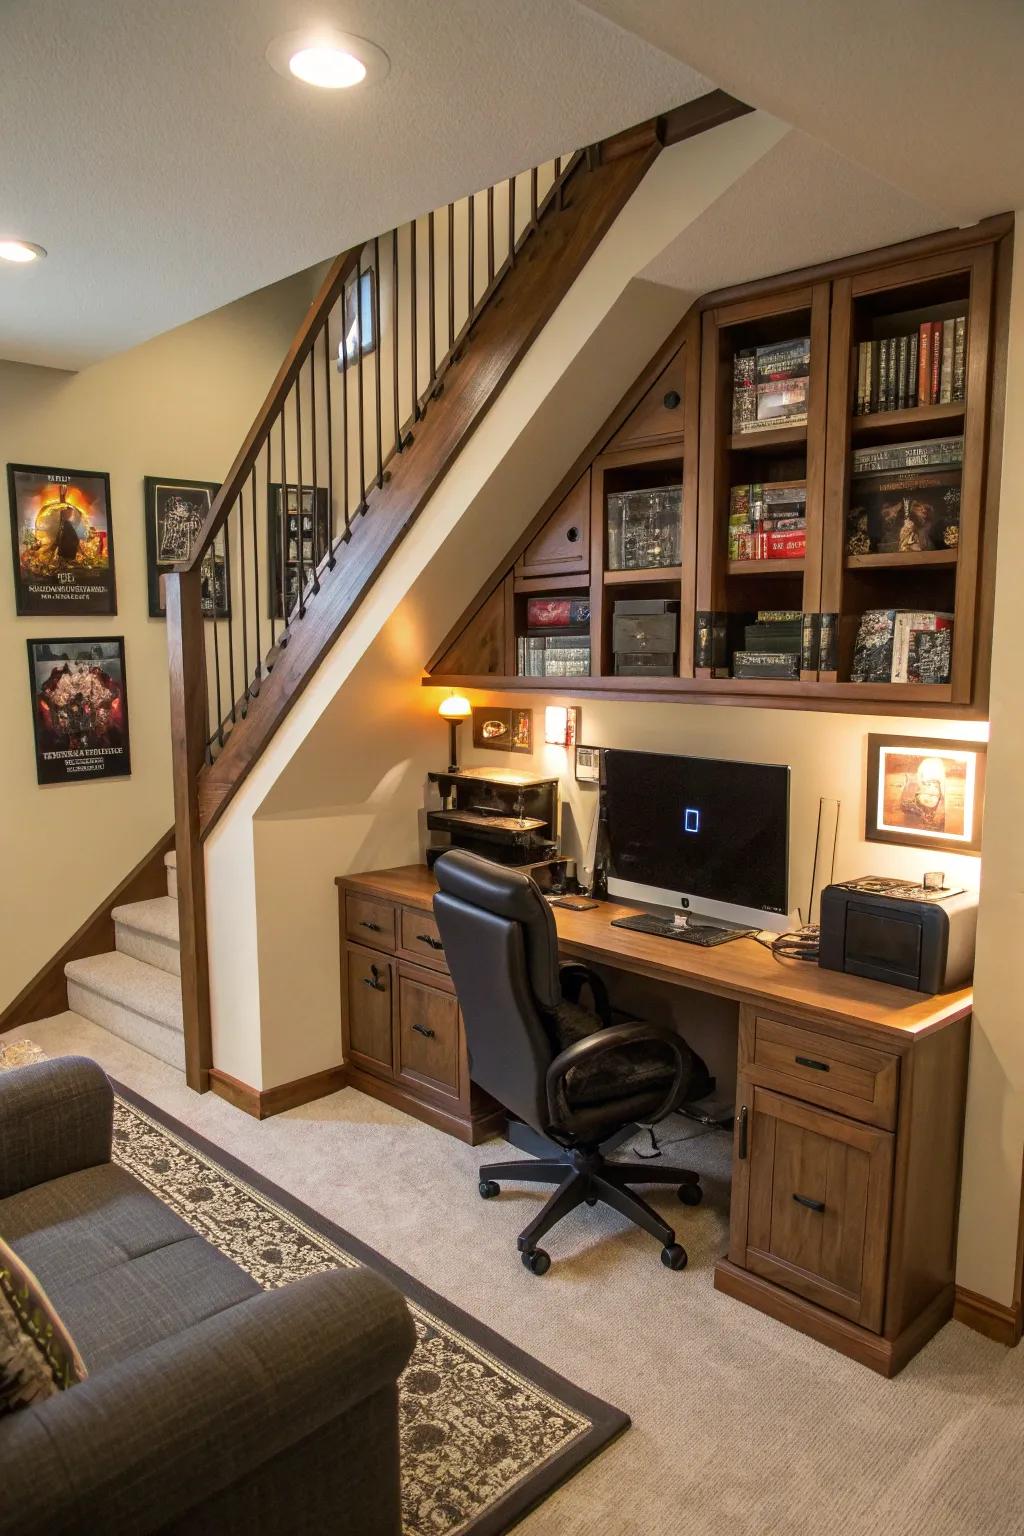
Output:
[603, 748, 791, 930]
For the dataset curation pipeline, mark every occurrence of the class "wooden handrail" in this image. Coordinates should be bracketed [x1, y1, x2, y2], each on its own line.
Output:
[178, 246, 362, 571]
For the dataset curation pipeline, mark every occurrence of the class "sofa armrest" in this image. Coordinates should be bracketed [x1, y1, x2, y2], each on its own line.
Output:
[0, 1056, 113, 1198]
[0, 1264, 416, 1536]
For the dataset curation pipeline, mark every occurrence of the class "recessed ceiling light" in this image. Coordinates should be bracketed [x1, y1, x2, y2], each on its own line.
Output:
[266, 29, 389, 90]
[0, 240, 46, 264]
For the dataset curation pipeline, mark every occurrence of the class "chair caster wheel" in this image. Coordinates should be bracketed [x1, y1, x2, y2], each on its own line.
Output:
[678, 1183, 703, 1206]
[478, 1180, 500, 1199]
[661, 1243, 688, 1270]
[585, 1195, 598, 1206]
[522, 1248, 551, 1276]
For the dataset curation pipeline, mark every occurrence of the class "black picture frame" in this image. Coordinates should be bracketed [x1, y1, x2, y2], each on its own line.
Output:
[27, 636, 131, 785]
[267, 484, 331, 619]
[7, 463, 117, 616]
[471, 706, 533, 753]
[143, 476, 225, 619]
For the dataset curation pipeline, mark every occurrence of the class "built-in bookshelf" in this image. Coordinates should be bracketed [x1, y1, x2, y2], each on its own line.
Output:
[423, 218, 1008, 716]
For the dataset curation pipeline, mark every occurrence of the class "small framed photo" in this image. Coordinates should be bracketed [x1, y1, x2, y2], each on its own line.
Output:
[575, 745, 601, 783]
[866, 734, 986, 855]
[8, 463, 116, 615]
[472, 706, 532, 753]
[144, 477, 224, 618]
[27, 637, 131, 785]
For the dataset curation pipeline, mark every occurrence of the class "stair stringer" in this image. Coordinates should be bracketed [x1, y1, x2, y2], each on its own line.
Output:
[202, 112, 790, 1093]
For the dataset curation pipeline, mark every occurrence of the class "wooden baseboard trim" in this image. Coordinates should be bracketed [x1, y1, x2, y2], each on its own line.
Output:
[714, 1260, 954, 1377]
[1, 826, 175, 1035]
[345, 1062, 505, 1145]
[209, 1064, 348, 1119]
[954, 1285, 1022, 1346]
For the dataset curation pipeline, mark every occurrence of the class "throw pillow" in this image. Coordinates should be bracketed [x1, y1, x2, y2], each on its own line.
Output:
[0, 1236, 87, 1414]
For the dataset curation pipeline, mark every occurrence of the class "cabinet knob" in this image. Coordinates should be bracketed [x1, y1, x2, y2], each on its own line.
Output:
[412, 1021, 436, 1039]
[663, 389, 681, 410]
[361, 964, 386, 992]
[416, 933, 444, 951]
[737, 1105, 748, 1160]
[792, 1193, 826, 1214]
[359, 919, 382, 932]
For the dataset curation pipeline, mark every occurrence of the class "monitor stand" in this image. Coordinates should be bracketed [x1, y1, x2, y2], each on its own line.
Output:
[610, 910, 757, 948]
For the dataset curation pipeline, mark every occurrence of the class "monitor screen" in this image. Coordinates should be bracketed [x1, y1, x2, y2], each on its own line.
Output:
[603, 748, 789, 915]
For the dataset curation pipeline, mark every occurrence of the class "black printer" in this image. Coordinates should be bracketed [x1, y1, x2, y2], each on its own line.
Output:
[818, 875, 977, 994]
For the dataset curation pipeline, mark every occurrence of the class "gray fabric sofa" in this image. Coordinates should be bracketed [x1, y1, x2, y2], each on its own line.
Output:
[0, 1056, 416, 1536]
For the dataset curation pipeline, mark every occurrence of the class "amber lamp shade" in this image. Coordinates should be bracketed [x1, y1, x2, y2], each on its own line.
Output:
[438, 693, 472, 772]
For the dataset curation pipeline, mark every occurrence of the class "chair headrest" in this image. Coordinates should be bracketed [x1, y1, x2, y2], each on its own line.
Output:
[433, 850, 561, 1010]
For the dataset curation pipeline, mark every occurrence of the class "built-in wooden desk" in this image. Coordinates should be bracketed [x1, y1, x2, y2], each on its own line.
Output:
[336, 864, 971, 1376]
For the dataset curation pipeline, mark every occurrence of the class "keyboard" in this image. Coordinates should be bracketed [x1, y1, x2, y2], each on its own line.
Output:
[610, 913, 756, 947]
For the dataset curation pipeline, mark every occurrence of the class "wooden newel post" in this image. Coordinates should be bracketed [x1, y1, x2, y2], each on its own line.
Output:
[165, 567, 213, 1092]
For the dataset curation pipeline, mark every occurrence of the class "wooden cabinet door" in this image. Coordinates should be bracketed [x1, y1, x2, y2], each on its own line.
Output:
[396, 965, 460, 1099]
[516, 474, 591, 579]
[731, 1082, 893, 1332]
[344, 945, 394, 1075]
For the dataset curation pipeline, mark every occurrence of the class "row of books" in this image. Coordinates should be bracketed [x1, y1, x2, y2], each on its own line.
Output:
[727, 482, 807, 561]
[851, 434, 963, 476]
[732, 610, 803, 681]
[524, 597, 590, 629]
[851, 609, 953, 684]
[516, 633, 591, 678]
[846, 469, 960, 556]
[855, 317, 966, 415]
[732, 337, 810, 434]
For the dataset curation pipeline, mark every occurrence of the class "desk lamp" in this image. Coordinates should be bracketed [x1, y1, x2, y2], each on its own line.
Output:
[438, 693, 472, 772]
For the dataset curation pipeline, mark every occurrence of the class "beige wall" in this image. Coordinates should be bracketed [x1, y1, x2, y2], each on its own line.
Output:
[0, 267, 319, 1009]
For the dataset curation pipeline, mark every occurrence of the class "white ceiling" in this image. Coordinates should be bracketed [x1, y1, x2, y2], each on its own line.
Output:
[585, 0, 1024, 225]
[642, 129, 953, 299]
[0, 0, 711, 370]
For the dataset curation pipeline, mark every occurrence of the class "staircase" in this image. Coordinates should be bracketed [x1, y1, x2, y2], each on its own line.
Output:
[64, 853, 184, 1070]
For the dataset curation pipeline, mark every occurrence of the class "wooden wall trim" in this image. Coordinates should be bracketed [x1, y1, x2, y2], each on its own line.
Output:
[0, 826, 175, 1035]
[209, 1064, 349, 1119]
[659, 91, 753, 146]
[954, 1285, 1022, 1347]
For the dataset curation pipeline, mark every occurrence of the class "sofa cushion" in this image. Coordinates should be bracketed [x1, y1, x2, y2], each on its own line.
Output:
[1, 1235, 87, 1414]
[0, 1162, 260, 1372]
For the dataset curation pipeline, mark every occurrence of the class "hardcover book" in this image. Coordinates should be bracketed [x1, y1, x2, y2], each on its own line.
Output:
[845, 469, 961, 555]
[908, 626, 952, 684]
[851, 609, 897, 683]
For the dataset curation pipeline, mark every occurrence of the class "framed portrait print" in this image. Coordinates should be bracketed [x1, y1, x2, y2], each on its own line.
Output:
[8, 464, 116, 615]
[144, 477, 225, 618]
[27, 637, 131, 785]
[866, 734, 986, 855]
[267, 483, 331, 619]
[472, 706, 532, 753]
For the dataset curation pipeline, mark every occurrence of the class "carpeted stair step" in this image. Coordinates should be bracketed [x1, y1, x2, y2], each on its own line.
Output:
[65, 952, 184, 1071]
[165, 848, 177, 900]
[112, 895, 180, 976]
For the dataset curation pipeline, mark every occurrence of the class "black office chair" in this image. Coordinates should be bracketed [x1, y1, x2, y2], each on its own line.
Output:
[433, 849, 712, 1274]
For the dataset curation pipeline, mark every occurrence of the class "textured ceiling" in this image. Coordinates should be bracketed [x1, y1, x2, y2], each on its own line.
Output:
[585, 0, 1024, 225]
[642, 130, 951, 299]
[0, 0, 711, 369]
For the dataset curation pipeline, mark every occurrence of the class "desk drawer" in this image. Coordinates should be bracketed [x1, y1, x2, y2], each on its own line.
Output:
[345, 894, 396, 952]
[398, 907, 448, 972]
[750, 1014, 899, 1130]
[396, 964, 460, 1098]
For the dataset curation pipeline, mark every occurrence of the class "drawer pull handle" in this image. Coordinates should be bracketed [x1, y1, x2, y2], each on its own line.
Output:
[795, 1055, 830, 1072]
[359, 919, 382, 932]
[737, 1105, 748, 1160]
[412, 1021, 436, 1039]
[362, 965, 386, 992]
[416, 933, 444, 950]
[792, 1193, 826, 1214]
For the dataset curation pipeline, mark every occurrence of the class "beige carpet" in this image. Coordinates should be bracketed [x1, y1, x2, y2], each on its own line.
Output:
[9, 1013, 1024, 1536]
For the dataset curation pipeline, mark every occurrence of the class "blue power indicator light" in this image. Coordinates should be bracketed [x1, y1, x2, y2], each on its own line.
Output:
[684, 808, 700, 834]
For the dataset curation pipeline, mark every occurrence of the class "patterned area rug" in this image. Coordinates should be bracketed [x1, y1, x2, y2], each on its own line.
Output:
[1, 1044, 628, 1536]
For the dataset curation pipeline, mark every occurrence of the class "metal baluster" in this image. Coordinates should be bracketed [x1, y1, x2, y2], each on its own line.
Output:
[309, 347, 320, 592]
[341, 290, 351, 539]
[238, 485, 248, 712]
[467, 192, 475, 320]
[427, 209, 436, 389]
[508, 176, 515, 267]
[323, 321, 336, 565]
[279, 413, 289, 625]
[410, 218, 420, 420]
[373, 234, 383, 488]
[447, 201, 455, 356]
[391, 227, 401, 452]
[211, 555, 223, 746]
[266, 430, 275, 646]
[250, 462, 262, 686]
[295, 376, 305, 615]
[556, 155, 564, 211]
[355, 259, 367, 514]
[531, 165, 538, 227]
[223, 519, 236, 723]
[487, 185, 495, 283]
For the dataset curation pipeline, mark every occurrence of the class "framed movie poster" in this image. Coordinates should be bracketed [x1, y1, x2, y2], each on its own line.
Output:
[144, 477, 226, 619]
[27, 638, 131, 785]
[866, 734, 986, 855]
[471, 706, 532, 754]
[7, 464, 116, 615]
[267, 484, 330, 620]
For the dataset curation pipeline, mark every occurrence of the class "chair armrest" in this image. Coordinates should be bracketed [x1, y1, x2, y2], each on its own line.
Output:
[559, 963, 612, 1026]
[0, 1056, 113, 1198]
[545, 1021, 685, 1129]
[0, 1264, 416, 1536]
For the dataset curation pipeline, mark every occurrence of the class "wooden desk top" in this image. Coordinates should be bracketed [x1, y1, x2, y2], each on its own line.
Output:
[337, 865, 972, 1045]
